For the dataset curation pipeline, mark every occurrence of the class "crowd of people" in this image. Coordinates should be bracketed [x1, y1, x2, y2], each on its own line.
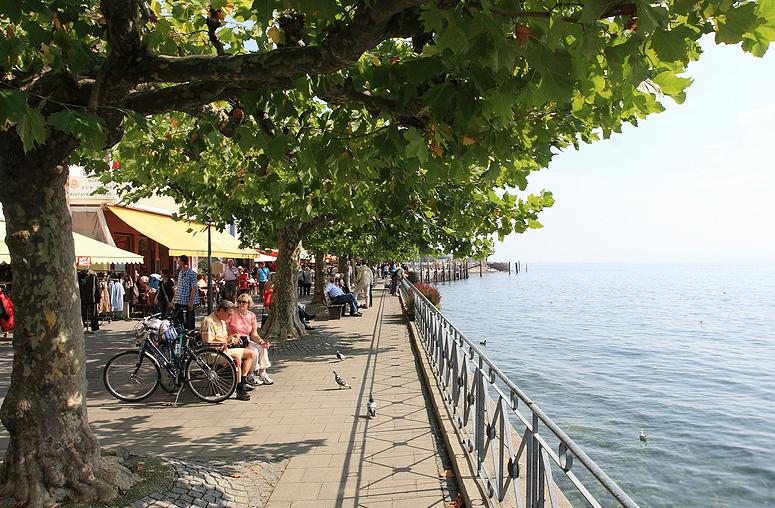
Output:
[105, 255, 400, 401]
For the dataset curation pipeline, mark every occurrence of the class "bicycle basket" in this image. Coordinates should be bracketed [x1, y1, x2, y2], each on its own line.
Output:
[132, 322, 148, 346]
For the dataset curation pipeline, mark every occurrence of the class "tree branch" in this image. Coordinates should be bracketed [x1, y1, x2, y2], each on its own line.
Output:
[132, 0, 423, 84]
[100, 0, 144, 56]
[322, 83, 430, 129]
[122, 81, 233, 115]
[206, 9, 226, 56]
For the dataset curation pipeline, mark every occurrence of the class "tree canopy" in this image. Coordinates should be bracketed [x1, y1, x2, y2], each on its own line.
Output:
[1, 1, 775, 506]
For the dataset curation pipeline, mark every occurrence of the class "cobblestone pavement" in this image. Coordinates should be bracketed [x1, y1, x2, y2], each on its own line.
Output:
[132, 456, 288, 508]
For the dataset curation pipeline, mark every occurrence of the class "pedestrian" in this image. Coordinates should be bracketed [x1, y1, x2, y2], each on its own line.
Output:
[154, 268, 175, 319]
[256, 262, 270, 298]
[173, 255, 199, 330]
[302, 266, 313, 296]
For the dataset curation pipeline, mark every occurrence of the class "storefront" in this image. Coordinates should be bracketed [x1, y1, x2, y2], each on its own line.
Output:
[103, 205, 258, 274]
[0, 220, 143, 286]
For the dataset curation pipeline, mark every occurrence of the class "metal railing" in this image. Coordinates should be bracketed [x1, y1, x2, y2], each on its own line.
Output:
[400, 279, 640, 508]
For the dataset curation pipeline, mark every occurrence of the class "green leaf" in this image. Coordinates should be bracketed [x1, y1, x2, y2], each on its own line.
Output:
[403, 128, 428, 163]
[652, 71, 692, 103]
[436, 18, 469, 55]
[0, 89, 27, 122]
[579, 0, 610, 25]
[715, 2, 758, 45]
[650, 27, 691, 63]
[47, 110, 106, 149]
[636, 1, 669, 33]
[16, 108, 47, 152]
[0, 0, 22, 21]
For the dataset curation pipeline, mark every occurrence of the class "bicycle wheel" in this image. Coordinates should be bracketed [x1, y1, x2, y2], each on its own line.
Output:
[103, 350, 161, 402]
[186, 349, 237, 403]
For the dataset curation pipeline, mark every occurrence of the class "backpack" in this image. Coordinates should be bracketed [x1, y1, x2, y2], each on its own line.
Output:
[0, 293, 14, 332]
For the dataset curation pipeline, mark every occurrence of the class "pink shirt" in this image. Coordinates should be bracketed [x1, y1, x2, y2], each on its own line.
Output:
[227, 310, 256, 337]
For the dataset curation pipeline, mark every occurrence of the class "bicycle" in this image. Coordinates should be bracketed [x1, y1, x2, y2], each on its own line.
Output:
[103, 313, 238, 404]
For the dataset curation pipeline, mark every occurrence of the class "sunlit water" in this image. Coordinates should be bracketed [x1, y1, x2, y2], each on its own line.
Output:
[431, 263, 775, 507]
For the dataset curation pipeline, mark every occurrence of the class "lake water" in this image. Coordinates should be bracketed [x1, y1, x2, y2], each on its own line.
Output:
[432, 263, 775, 507]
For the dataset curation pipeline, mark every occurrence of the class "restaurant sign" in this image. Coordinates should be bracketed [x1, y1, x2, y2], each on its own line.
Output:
[68, 176, 117, 204]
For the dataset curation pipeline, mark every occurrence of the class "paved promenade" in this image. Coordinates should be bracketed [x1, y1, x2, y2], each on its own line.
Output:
[0, 288, 457, 507]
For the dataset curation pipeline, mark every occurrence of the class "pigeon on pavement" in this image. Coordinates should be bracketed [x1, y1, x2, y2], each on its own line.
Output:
[334, 371, 351, 389]
[336, 351, 344, 361]
[367, 394, 376, 418]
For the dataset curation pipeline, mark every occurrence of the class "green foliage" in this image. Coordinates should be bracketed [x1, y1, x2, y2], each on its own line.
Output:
[2, 0, 775, 243]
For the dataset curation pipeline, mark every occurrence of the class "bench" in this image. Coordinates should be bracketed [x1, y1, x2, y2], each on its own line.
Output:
[323, 291, 346, 320]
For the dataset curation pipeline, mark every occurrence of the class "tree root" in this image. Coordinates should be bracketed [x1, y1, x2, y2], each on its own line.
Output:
[0, 440, 139, 507]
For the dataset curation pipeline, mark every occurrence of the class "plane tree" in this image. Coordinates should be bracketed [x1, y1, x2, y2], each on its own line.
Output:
[0, 0, 773, 506]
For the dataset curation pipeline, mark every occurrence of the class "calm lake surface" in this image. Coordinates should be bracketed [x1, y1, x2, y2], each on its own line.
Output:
[432, 263, 775, 508]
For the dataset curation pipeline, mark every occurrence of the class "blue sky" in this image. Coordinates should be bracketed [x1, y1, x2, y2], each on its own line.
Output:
[495, 37, 775, 263]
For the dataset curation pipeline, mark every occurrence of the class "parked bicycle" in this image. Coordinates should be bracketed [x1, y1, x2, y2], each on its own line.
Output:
[103, 313, 238, 404]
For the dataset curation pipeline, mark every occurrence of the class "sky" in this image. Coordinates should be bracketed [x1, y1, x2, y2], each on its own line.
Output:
[494, 37, 775, 263]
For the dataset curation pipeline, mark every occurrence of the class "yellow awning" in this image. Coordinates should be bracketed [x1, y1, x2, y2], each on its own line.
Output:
[106, 206, 256, 259]
[0, 220, 143, 264]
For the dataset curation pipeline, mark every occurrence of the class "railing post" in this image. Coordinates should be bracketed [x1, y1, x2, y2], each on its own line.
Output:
[475, 357, 486, 474]
[528, 412, 539, 507]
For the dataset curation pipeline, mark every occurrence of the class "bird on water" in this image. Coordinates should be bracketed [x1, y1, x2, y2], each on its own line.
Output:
[334, 371, 351, 389]
[639, 431, 648, 444]
[479, 340, 487, 346]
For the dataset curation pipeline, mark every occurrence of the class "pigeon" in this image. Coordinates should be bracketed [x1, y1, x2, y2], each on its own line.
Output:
[334, 371, 351, 389]
[479, 340, 487, 346]
[336, 351, 344, 361]
[639, 431, 648, 443]
[367, 394, 376, 418]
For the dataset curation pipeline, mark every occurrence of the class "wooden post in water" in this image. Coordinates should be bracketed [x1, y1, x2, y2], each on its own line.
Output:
[479, 260, 483, 277]
[508, 261, 511, 275]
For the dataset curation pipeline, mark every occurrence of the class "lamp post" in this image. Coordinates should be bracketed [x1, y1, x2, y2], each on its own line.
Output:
[207, 222, 213, 314]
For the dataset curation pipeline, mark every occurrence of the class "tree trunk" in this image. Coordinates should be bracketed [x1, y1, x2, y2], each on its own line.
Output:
[260, 227, 305, 339]
[0, 134, 136, 507]
[310, 251, 326, 305]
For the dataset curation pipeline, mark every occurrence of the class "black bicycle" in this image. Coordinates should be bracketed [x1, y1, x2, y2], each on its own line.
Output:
[103, 314, 238, 404]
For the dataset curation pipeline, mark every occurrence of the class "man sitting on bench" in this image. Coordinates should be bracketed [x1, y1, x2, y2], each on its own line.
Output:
[325, 274, 362, 317]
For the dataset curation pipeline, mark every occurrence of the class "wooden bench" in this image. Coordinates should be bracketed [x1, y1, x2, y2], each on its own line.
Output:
[323, 291, 346, 320]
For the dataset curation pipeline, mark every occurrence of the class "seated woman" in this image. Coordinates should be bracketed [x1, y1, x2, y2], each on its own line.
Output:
[228, 294, 274, 385]
[200, 300, 257, 401]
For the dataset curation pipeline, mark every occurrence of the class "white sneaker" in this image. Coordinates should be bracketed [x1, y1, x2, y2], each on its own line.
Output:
[259, 374, 274, 385]
[246, 375, 263, 386]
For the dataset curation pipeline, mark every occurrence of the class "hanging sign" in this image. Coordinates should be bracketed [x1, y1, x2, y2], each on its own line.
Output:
[77, 256, 92, 266]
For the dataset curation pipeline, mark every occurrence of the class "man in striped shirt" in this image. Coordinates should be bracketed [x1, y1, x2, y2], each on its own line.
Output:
[174, 255, 200, 330]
